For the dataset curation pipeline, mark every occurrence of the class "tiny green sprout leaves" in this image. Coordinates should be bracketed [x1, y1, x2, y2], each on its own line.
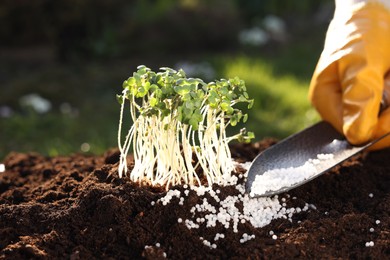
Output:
[116, 94, 124, 105]
[117, 65, 254, 189]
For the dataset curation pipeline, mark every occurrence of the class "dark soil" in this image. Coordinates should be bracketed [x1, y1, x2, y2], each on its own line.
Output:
[0, 139, 389, 259]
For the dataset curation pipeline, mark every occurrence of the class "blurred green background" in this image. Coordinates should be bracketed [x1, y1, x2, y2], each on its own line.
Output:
[0, 0, 334, 160]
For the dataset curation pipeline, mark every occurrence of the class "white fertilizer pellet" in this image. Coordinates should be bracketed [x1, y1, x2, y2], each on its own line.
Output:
[0, 164, 5, 173]
[153, 162, 315, 248]
[200, 237, 216, 249]
[144, 244, 167, 258]
[365, 241, 375, 247]
[159, 189, 181, 206]
[240, 233, 255, 243]
[376, 220, 381, 225]
[214, 233, 225, 241]
[250, 154, 334, 197]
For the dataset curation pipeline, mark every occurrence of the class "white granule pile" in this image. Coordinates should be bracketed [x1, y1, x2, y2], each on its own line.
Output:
[180, 184, 311, 233]
[250, 153, 334, 197]
[154, 162, 315, 248]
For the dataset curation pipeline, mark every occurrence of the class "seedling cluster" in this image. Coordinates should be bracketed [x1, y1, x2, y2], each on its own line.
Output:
[117, 65, 254, 189]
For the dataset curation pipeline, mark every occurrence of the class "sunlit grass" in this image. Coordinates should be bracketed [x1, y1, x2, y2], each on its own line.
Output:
[1, 111, 118, 158]
[213, 54, 320, 140]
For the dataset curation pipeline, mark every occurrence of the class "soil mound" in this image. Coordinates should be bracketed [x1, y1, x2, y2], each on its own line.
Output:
[0, 140, 389, 259]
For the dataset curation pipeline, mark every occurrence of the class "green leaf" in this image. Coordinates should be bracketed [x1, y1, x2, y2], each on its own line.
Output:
[248, 99, 254, 109]
[238, 95, 246, 102]
[156, 100, 166, 110]
[208, 90, 219, 107]
[143, 81, 151, 91]
[230, 115, 238, 126]
[122, 80, 128, 88]
[130, 86, 138, 97]
[150, 97, 158, 107]
[150, 84, 159, 92]
[178, 69, 186, 78]
[220, 101, 230, 112]
[154, 89, 163, 98]
[183, 107, 193, 117]
[181, 93, 191, 101]
[161, 108, 170, 118]
[185, 100, 194, 109]
[193, 109, 202, 122]
[137, 86, 147, 97]
[193, 99, 201, 109]
[218, 86, 229, 96]
[160, 67, 177, 74]
[124, 77, 136, 88]
[243, 113, 248, 123]
[196, 89, 205, 99]
[221, 100, 234, 114]
[176, 78, 186, 86]
[189, 118, 199, 130]
[137, 65, 149, 70]
[174, 85, 191, 95]
[137, 66, 149, 75]
[177, 106, 183, 122]
[116, 94, 124, 104]
[133, 73, 142, 85]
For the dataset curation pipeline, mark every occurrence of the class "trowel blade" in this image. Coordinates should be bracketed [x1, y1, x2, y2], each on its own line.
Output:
[245, 121, 389, 197]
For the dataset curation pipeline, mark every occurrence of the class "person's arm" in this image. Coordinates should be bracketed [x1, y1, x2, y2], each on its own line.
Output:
[309, 0, 390, 149]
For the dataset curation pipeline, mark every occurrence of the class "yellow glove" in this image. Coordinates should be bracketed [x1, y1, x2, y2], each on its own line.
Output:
[309, 1, 390, 150]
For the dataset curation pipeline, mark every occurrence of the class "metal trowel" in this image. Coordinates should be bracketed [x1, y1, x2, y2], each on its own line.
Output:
[246, 93, 390, 197]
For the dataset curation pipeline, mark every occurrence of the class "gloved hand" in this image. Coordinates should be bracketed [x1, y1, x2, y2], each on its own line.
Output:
[309, 1, 390, 150]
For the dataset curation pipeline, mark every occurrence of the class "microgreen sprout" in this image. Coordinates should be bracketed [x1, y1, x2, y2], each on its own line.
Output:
[117, 65, 254, 189]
